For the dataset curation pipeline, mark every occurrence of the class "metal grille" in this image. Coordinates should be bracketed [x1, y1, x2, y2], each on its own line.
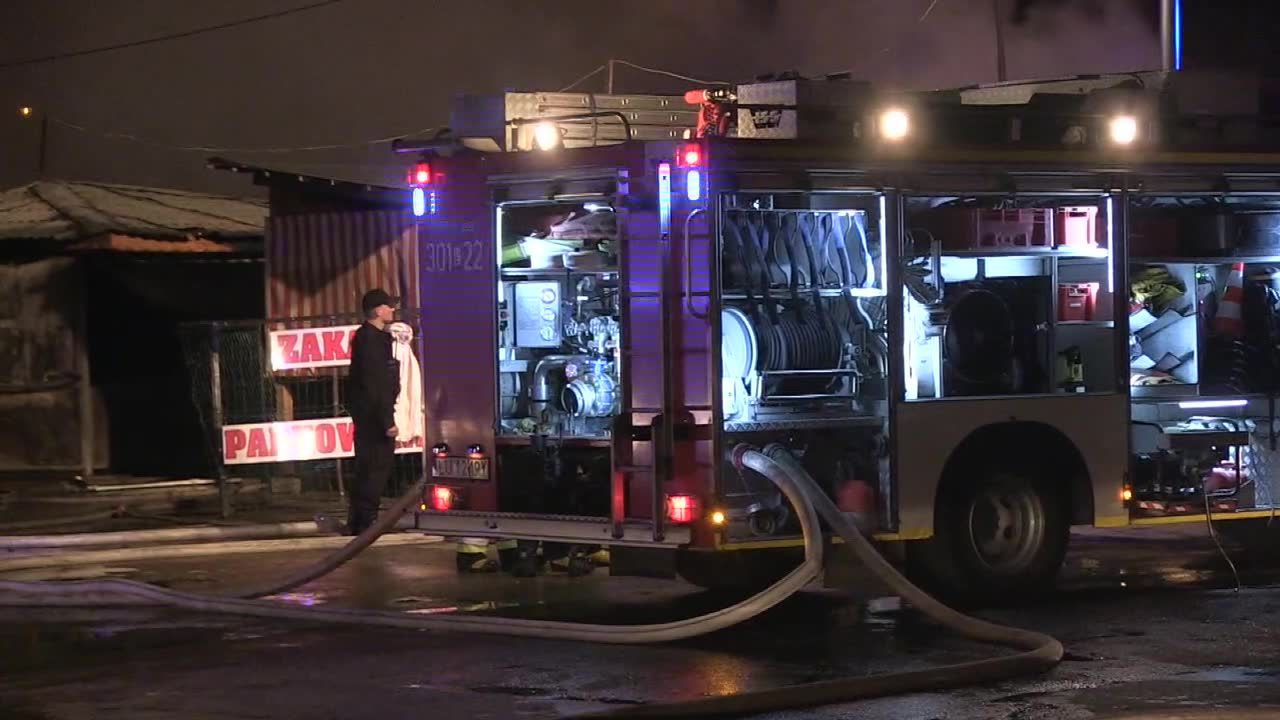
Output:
[178, 313, 424, 499]
[1245, 420, 1280, 508]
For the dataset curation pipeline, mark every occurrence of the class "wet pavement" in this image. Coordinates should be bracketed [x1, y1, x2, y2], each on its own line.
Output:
[3, 523, 1280, 719]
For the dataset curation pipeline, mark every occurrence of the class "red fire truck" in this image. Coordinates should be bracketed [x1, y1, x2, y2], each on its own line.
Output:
[399, 74, 1280, 600]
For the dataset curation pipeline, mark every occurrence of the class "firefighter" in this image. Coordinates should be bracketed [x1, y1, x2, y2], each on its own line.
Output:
[455, 538, 520, 573]
[346, 289, 400, 536]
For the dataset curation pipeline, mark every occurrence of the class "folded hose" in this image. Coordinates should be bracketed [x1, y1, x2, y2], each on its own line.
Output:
[0, 446, 1062, 718]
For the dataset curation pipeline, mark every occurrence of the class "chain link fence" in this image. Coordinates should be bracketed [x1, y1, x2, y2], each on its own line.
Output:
[178, 312, 425, 501]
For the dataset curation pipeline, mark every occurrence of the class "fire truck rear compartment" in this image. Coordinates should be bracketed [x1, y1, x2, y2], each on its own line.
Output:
[494, 200, 620, 518]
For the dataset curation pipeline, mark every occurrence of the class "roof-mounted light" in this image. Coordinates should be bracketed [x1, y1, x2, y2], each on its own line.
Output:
[533, 121, 562, 151]
[878, 107, 910, 142]
[1108, 114, 1139, 146]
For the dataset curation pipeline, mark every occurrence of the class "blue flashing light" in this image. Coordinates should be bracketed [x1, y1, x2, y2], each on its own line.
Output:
[411, 187, 426, 217]
[686, 169, 702, 202]
[658, 162, 672, 234]
[1173, 0, 1182, 71]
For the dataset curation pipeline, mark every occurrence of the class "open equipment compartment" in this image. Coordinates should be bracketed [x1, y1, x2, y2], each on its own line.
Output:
[1128, 192, 1280, 516]
[493, 199, 621, 518]
[903, 194, 1115, 401]
[713, 189, 891, 542]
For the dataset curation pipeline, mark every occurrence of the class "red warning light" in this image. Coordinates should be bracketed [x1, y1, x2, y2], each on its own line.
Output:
[431, 485, 454, 512]
[676, 144, 702, 168]
[407, 162, 432, 186]
[666, 494, 700, 524]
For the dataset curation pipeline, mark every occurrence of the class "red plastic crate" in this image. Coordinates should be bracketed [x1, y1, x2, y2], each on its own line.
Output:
[1058, 283, 1099, 321]
[929, 208, 1053, 250]
[1056, 206, 1099, 248]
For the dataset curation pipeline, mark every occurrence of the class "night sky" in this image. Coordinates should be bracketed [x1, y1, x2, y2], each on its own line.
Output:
[0, 0, 1270, 196]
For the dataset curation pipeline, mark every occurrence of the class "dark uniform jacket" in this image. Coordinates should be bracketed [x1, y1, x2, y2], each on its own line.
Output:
[348, 322, 400, 433]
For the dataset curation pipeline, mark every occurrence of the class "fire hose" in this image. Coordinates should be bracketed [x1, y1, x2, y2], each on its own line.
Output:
[0, 445, 1062, 718]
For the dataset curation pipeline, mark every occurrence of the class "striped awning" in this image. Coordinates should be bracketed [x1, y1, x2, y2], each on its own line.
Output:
[266, 211, 419, 321]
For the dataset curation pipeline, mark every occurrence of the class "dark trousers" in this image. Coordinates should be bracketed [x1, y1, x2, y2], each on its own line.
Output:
[349, 424, 394, 534]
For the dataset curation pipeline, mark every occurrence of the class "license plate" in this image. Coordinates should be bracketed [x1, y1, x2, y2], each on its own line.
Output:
[432, 456, 489, 480]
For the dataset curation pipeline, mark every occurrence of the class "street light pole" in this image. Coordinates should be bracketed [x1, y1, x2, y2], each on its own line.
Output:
[992, 0, 1008, 82]
[18, 106, 49, 178]
[38, 113, 48, 178]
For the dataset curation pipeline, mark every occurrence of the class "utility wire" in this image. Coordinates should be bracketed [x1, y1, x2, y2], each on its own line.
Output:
[610, 59, 732, 86]
[49, 117, 438, 154]
[557, 64, 608, 93]
[31, 56, 719, 155]
[918, 0, 945, 22]
[0, 0, 347, 70]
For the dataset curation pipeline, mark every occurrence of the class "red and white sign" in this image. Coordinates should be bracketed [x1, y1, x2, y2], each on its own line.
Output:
[269, 325, 360, 371]
[222, 418, 425, 465]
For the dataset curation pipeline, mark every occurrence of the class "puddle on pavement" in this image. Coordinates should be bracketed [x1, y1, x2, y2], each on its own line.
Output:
[266, 591, 328, 607]
[0, 700, 55, 720]
[404, 600, 525, 615]
[469, 685, 644, 706]
[1076, 677, 1280, 715]
[1178, 666, 1280, 682]
[0, 618, 231, 674]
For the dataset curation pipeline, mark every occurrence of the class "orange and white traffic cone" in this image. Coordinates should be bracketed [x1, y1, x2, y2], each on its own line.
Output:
[1215, 262, 1246, 337]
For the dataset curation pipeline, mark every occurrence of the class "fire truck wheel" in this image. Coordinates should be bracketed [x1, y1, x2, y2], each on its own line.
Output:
[676, 547, 801, 591]
[912, 468, 1069, 606]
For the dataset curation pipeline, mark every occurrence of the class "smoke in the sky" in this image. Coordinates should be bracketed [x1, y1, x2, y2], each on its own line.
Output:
[0, 0, 1181, 193]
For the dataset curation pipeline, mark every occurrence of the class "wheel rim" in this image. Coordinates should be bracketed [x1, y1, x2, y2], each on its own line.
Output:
[965, 480, 1045, 575]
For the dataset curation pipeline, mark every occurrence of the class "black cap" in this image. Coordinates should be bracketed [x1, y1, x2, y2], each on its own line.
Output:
[361, 288, 399, 314]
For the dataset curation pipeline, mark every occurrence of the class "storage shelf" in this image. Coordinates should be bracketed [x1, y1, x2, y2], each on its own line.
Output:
[1130, 384, 1200, 400]
[495, 435, 611, 447]
[1131, 256, 1280, 265]
[915, 247, 1108, 259]
[722, 288, 884, 300]
[725, 415, 883, 433]
[1130, 392, 1270, 405]
[500, 267, 616, 278]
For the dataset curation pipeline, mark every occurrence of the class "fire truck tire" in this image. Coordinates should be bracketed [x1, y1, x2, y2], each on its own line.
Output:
[676, 548, 800, 591]
[912, 468, 1069, 606]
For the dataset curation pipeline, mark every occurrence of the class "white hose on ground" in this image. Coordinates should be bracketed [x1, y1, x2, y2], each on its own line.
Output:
[0, 534, 443, 577]
[560, 446, 1064, 719]
[0, 460, 823, 645]
[0, 445, 1063, 718]
[0, 521, 325, 550]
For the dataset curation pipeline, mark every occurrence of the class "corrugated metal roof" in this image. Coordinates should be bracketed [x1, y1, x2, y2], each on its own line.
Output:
[68, 233, 243, 253]
[208, 156, 404, 191]
[0, 181, 266, 242]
